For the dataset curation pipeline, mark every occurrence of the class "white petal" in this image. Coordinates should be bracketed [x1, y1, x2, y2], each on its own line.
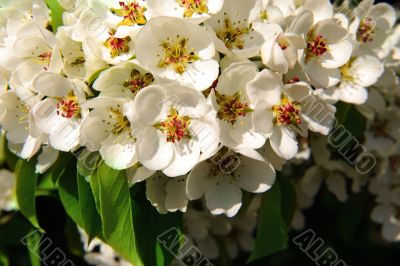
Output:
[235, 157, 276, 193]
[303, 59, 341, 88]
[269, 126, 298, 160]
[253, 104, 274, 136]
[205, 176, 242, 217]
[165, 177, 188, 212]
[146, 173, 167, 214]
[246, 69, 283, 106]
[33, 73, 70, 97]
[137, 127, 174, 171]
[303, 0, 333, 23]
[314, 19, 347, 43]
[186, 162, 211, 200]
[126, 165, 156, 186]
[289, 10, 314, 35]
[133, 85, 167, 125]
[50, 119, 81, 152]
[229, 115, 267, 149]
[320, 40, 353, 69]
[35, 145, 59, 174]
[216, 61, 258, 96]
[334, 82, 368, 105]
[351, 55, 384, 87]
[100, 134, 137, 170]
[7, 136, 41, 160]
[162, 139, 201, 177]
[190, 118, 220, 160]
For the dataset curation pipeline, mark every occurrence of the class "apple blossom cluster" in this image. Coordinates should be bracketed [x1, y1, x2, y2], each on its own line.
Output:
[0, 0, 399, 227]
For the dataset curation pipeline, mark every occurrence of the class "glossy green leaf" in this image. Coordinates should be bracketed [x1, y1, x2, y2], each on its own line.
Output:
[279, 176, 297, 227]
[77, 172, 102, 242]
[25, 230, 42, 266]
[45, 0, 64, 32]
[15, 159, 41, 229]
[65, 217, 86, 257]
[335, 101, 352, 125]
[248, 178, 288, 263]
[3, 140, 18, 171]
[0, 251, 9, 266]
[58, 165, 83, 227]
[131, 183, 183, 266]
[77, 151, 101, 178]
[95, 162, 143, 266]
[43, 152, 74, 184]
[336, 188, 369, 241]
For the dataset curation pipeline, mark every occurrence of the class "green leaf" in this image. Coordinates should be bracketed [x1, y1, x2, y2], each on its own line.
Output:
[342, 105, 367, 140]
[248, 178, 288, 263]
[3, 140, 19, 171]
[278, 175, 297, 227]
[95, 162, 143, 266]
[77, 172, 102, 242]
[77, 151, 101, 178]
[58, 165, 83, 227]
[336, 188, 369, 241]
[43, 152, 74, 184]
[15, 159, 41, 229]
[131, 183, 183, 266]
[0, 250, 9, 266]
[25, 230, 42, 266]
[335, 101, 352, 125]
[89, 170, 101, 214]
[45, 0, 64, 32]
[65, 217, 85, 257]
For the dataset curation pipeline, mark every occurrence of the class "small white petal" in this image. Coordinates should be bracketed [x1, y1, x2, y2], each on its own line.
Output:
[205, 176, 242, 217]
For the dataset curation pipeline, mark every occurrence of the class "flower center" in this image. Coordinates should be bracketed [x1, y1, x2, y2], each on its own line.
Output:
[357, 17, 376, 43]
[305, 31, 328, 62]
[157, 37, 200, 74]
[259, 9, 268, 22]
[123, 70, 154, 95]
[176, 0, 208, 17]
[111, 1, 147, 26]
[286, 76, 300, 84]
[155, 107, 191, 143]
[216, 16, 253, 50]
[56, 91, 80, 119]
[104, 31, 131, 58]
[38, 51, 52, 70]
[109, 107, 131, 135]
[272, 95, 302, 126]
[278, 36, 289, 50]
[216, 91, 253, 126]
